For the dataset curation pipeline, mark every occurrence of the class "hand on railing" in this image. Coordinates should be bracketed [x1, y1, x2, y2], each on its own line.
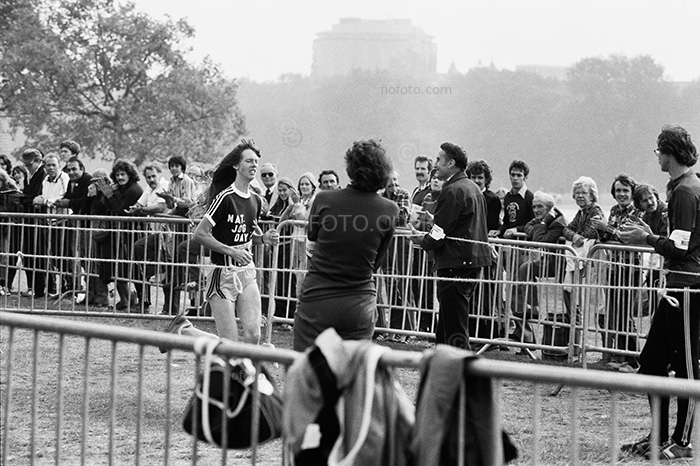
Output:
[619, 218, 653, 245]
[262, 229, 280, 247]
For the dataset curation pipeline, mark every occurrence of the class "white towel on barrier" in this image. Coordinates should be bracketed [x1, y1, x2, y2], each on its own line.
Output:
[564, 238, 595, 272]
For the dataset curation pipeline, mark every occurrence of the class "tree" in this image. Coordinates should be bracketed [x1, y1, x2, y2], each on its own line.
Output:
[564, 55, 673, 184]
[0, 0, 245, 164]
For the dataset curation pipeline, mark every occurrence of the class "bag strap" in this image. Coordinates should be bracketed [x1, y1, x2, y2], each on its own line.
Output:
[328, 345, 386, 465]
[198, 338, 221, 446]
[228, 358, 254, 418]
[197, 338, 256, 445]
[299, 347, 341, 461]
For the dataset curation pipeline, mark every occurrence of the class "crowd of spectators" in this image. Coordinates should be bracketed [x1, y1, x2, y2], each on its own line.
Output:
[0, 142, 221, 314]
[0, 138, 674, 370]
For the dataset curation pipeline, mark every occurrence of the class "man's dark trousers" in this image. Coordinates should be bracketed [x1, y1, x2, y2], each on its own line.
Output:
[435, 267, 480, 349]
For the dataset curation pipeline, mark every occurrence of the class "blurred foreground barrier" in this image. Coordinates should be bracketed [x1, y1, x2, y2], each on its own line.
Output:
[3, 311, 700, 465]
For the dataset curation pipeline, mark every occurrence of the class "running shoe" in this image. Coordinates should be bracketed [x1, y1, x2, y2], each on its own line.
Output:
[646, 439, 692, 460]
[621, 434, 652, 456]
[159, 314, 193, 353]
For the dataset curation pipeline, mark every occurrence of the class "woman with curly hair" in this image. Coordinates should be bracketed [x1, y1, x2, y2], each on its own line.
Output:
[0, 154, 13, 176]
[94, 159, 143, 310]
[293, 139, 399, 351]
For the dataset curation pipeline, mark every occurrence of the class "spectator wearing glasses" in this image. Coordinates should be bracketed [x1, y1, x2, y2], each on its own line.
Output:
[620, 125, 700, 460]
[186, 164, 209, 199]
[259, 163, 280, 219]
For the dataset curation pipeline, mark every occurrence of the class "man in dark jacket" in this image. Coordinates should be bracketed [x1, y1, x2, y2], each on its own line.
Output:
[55, 156, 92, 214]
[54, 156, 92, 297]
[410, 142, 491, 349]
[620, 125, 700, 460]
[21, 148, 49, 297]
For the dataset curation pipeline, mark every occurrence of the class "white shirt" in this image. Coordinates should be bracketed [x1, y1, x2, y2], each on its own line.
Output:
[42, 172, 70, 215]
[511, 184, 529, 199]
[137, 177, 169, 208]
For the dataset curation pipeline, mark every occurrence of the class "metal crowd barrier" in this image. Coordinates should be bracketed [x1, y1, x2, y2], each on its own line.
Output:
[3, 311, 700, 465]
[0, 213, 276, 320]
[0, 212, 686, 365]
[265, 227, 588, 359]
[581, 242, 664, 366]
[482, 235, 583, 360]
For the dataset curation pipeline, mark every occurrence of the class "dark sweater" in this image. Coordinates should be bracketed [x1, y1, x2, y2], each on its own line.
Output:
[64, 172, 93, 214]
[647, 171, 700, 287]
[500, 188, 534, 236]
[300, 186, 398, 301]
[483, 189, 502, 232]
[23, 165, 46, 212]
[643, 201, 668, 237]
[523, 208, 566, 243]
[107, 180, 143, 216]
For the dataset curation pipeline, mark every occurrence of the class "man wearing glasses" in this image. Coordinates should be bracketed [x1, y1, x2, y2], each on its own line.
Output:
[259, 162, 279, 218]
[620, 125, 700, 460]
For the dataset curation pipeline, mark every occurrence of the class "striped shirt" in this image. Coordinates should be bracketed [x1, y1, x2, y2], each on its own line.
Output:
[168, 173, 196, 206]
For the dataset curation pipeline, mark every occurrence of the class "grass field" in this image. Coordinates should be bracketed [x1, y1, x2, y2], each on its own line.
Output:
[0, 313, 687, 465]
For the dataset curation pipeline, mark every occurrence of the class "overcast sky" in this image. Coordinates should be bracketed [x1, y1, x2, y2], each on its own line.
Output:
[131, 0, 700, 82]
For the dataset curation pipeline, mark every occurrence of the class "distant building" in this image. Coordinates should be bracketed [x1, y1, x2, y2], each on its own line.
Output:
[312, 18, 437, 77]
[516, 64, 569, 80]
